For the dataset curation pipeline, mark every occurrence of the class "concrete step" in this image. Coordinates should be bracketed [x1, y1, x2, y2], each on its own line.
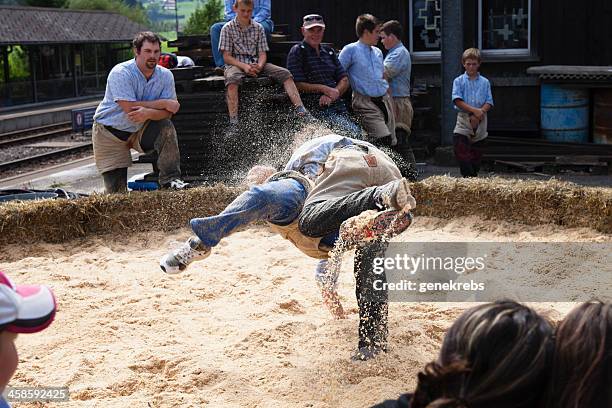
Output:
[0, 98, 100, 134]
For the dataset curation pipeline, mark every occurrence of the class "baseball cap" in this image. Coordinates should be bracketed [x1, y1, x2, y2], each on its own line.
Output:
[303, 14, 325, 29]
[0, 271, 56, 334]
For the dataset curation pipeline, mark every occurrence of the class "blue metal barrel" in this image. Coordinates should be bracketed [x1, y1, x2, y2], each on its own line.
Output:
[541, 84, 589, 143]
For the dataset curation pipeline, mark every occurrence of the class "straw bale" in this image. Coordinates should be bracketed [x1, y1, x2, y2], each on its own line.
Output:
[0, 177, 609, 247]
[411, 176, 611, 233]
[0, 184, 241, 247]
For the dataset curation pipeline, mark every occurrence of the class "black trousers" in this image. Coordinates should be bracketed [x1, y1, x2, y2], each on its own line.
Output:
[299, 189, 389, 350]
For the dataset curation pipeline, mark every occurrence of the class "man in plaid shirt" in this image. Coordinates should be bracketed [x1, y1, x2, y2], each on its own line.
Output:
[219, 0, 310, 126]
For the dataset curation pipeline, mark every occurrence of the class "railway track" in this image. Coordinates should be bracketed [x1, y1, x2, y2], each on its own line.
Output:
[0, 143, 93, 174]
[0, 122, 93, 177]
[0, 122, 73, 148]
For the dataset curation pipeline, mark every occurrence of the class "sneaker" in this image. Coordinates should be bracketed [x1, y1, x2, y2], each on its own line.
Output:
[161, 179, 190, 190]
[351, 345, 385, 361]
[374, 178, 416, 211]
[339, 209, 413, 247]
[160, 236, 211, 274]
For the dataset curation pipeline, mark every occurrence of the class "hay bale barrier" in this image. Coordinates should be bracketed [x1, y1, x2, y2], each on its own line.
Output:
[0, 184, 241, 246]
[412, 176, 612, 233]
[0, 176, 610, 246]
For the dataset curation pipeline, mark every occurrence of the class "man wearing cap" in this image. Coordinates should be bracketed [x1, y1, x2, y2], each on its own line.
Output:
[0, 271, 56, 408]
[286, 14, 361, 136]
[339, 14, 397, 146]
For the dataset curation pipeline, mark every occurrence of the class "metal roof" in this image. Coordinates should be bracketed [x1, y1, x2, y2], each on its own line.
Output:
[527, 65, 612, 81]
[0, 5, 151, 46]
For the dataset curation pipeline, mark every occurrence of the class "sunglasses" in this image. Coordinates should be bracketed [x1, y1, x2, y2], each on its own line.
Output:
[303, 15, 324, 22]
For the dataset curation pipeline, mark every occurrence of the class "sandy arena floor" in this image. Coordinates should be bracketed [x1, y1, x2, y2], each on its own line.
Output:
[1, 216, 610, 408]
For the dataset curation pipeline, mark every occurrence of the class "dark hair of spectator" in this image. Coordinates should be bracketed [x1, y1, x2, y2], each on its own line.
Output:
[234, 0, 253, 7]
[410, 300, 554, 408]
[543, 301, 612, 408]
[355, 14, 380, 37]
[132, 31, 162, 53]
[381, 20, 403, 39]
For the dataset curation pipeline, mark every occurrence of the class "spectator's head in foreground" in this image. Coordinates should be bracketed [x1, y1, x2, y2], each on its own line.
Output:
[411, 300, 554, 408]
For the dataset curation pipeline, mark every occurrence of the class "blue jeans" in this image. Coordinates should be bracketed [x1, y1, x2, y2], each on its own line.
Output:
[302, 96, 362, 137]
[210, 19, 274, 68]
[190, 178, 307, 247]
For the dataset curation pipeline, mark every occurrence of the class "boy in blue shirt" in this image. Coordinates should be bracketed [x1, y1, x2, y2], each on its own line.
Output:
[451, 48, 494, 177]
[339, 14, 396, 147]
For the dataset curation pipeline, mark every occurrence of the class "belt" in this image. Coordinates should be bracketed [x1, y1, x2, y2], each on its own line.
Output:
[370, 96, 389, 123]
[104, 125, 133, 141]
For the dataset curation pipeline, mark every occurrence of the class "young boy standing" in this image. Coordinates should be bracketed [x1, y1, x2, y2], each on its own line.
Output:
[339, 14, 396, 147]
[451, 48, 494, 177]
[219, 0, 309, 126]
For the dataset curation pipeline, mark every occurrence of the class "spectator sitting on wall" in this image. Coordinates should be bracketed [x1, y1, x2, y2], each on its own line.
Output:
[339, 14, 396, 147]
[219, 0, 311, 129]
[286, 14, 362, 137]
[92, 31, 188, 193]
[210, 0, 273, 75]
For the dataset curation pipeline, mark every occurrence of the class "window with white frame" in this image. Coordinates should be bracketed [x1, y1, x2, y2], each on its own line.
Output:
[479, 0, 532, 56]
[409, 0, 441, 57]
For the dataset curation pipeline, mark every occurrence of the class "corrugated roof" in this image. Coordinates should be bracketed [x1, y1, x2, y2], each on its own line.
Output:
[527, 65, 612, 81]
[0, 5, 151, 45]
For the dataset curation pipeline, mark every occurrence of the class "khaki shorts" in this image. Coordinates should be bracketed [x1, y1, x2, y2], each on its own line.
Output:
[224, 63, 292, 87]
[305, 145, 402, 206]
[92, 121, 149, 174]
[352, 92, 396, 145]
[393, 96, 414, 134]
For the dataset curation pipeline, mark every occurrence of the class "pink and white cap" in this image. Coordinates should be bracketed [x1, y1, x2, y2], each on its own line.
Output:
[0, 271, 56, 334]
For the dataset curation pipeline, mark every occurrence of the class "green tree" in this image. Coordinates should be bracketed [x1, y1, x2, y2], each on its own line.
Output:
[8, 47, 29, 79]
[183, 0, 222, 35]
[66, 0, 150, 26]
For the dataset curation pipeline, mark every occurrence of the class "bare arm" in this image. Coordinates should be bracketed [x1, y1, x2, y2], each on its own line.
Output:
[117, 99, 179, 115]
[336, 76, 350, 97]
[295, 82, 330, 94]
[255, 51, 267, 69]
[454, 99, 480, 115]
[127, 106, 173, 123]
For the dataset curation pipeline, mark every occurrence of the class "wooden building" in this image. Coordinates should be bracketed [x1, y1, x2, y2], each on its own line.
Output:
[272, 0, 612, 140]
[0, 5, 149, 108]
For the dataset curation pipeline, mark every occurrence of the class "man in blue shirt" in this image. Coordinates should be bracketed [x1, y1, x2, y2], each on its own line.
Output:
[92, 32, 187, 193]
[210, 0, 274, 72]
[339, 14, 396, 146]
[380, 20, 417, 179]
[286, 14, 361, 137]
[381, 20, 413, 136]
